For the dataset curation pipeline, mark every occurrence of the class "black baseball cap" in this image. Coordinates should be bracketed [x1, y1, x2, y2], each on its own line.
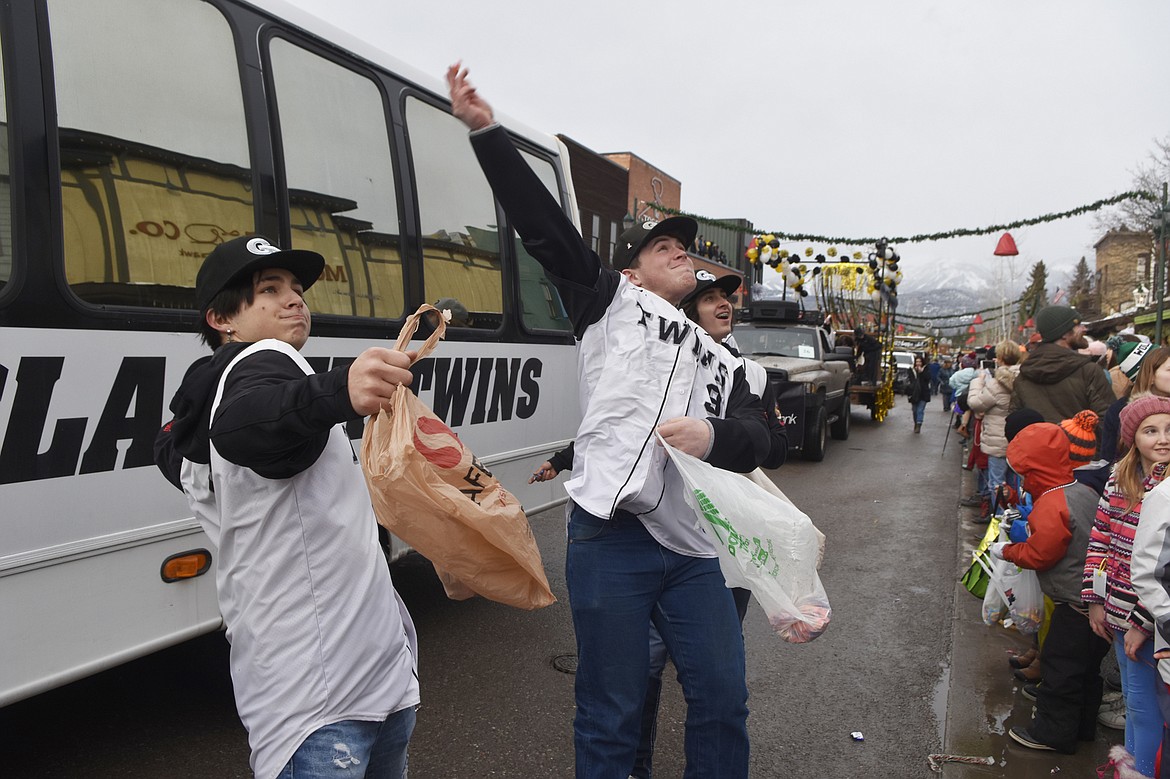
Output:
[680, 269, 741, 308]
[611, 217, 698, 272]
[196, 235, 325, 311]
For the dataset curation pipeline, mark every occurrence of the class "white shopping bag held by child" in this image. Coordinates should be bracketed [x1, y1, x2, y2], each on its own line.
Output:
[658, 435, 831, 643]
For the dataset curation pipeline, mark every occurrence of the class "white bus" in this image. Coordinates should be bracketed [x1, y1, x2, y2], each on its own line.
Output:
[0, 0, 581, 707]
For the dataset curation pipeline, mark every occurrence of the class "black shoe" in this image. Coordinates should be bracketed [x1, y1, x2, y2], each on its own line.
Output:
[959, 495, 983, 507]
[1010, 720, 1071, 753]
[1008, 727, 1055, 751]
[1021, 682, 1040, 702]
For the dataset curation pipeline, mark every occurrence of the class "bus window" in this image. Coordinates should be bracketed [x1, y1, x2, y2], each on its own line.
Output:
[48, 0, 251, 309]
[268, 38, 403, 320]
[0, 35, 10, 291]
[516, 151, 571, 333]
[405, 96, 502, 330]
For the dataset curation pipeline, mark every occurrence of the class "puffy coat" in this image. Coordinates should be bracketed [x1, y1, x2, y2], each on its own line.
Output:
[949, 366, 977, 397]
[967, 364, 1019, 458]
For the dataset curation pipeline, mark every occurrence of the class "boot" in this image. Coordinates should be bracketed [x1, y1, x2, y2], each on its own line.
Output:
[1008, 647, 1038, 669]
[1013, 656, 1042, 682]
[914, 423, 921, 434]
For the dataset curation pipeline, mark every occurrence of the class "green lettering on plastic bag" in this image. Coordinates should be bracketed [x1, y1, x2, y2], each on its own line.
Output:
[694, 489, 776, 575]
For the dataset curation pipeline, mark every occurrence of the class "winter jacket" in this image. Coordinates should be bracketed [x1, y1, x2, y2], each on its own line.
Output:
[1002, 423, 1100, 603]
[1081, 461, 1169, 636]
[907, 367, 932, 404]
[1108, 366, 1132, 400]
[937, 366, 954, 396]
[949, 367, 977, 397]
[967, 365, 1019, 458]
[1131, 477, 1170, 682]
[1010, 342, 1115, 434]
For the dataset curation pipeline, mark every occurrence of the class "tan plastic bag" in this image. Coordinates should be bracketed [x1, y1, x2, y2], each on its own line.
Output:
[360, 304, 556, 610]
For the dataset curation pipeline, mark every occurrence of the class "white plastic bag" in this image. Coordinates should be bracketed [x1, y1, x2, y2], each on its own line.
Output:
[997, 563, 1044, 635]
[977, 553, 1044, 636]
[659, 436, 830, 643]
[980, 559, 1008, 626]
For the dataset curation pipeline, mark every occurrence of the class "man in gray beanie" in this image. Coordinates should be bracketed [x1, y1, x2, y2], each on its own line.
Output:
[1010, 305, 1113, 452]
[1035, 305, 1086, 345]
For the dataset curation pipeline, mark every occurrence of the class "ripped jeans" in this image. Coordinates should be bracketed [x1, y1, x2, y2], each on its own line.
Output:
[276, 706, 416, 778]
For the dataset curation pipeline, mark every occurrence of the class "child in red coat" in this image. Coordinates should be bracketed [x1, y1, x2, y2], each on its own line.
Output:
[991, 421, 1111, 753]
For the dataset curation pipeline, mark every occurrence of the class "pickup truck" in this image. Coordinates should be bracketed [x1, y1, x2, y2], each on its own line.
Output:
[732, 301, 853, 461]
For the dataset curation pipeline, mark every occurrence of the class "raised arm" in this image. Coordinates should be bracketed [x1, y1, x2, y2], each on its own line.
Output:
[446, 63, 615, 334]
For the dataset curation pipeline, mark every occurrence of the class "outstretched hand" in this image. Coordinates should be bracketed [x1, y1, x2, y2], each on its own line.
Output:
[446, 62, 494, 131]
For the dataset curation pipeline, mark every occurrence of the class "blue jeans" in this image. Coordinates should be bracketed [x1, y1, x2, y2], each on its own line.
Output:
[633, 589, 751, 778]
[566, 506, 749, 779]
[913, 400, 927, 425]
[1115, 635, 1159, 776]
[985, 455, 1007, 509]
[276, 707, 416, 779]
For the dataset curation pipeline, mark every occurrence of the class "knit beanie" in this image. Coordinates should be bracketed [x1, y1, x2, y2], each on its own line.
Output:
[1059, 410, 1099, 464]
[1119, 395, 1170, 447]
[960, 353, 977, 369]
[1005, 408, 1046, 442]
[1035, 305, 1081, 343]
[1118, 341, 1153, 380]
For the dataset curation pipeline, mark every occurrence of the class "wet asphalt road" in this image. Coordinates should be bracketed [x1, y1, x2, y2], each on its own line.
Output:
[0, 402, 1124, 777]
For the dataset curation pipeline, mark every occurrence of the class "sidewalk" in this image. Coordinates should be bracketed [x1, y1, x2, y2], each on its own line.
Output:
[939, 433, 1118, 776]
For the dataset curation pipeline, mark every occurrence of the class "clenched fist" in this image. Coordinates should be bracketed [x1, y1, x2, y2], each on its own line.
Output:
[348, 347, 416, 416]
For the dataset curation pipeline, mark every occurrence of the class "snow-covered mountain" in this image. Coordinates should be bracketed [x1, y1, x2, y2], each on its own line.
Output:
[895, 258, 1022, 319]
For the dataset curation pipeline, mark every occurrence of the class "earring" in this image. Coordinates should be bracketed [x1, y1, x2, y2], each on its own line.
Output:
[225, 328, 234, 343]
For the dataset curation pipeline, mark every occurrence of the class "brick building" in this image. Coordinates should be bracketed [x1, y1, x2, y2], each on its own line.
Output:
[556, 136, 744, 298]
[557, 135, 628, 265]
[1095, 227, 1153, 315]
[602, 151, 681, 226]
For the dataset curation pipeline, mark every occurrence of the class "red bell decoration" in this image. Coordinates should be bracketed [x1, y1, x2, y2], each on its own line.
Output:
[965, 335, 977, 344]
[1025, 317, 1035, 328]
[994, 232, 1019, 256]
[973, 314, 984, 325]
[968, 325, 977, 333]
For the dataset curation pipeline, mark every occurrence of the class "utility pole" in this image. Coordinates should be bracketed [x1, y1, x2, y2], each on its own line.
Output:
[1157, 182, 1168, 347]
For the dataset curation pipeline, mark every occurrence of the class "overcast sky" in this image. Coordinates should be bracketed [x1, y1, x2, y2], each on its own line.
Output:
[286, 0, 1169, 289]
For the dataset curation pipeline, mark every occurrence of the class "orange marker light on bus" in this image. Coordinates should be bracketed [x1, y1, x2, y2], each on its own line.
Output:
[160, 550, 212, 583]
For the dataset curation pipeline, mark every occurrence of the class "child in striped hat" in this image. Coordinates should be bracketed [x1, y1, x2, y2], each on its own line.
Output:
[1060, 410, 1100, 466]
